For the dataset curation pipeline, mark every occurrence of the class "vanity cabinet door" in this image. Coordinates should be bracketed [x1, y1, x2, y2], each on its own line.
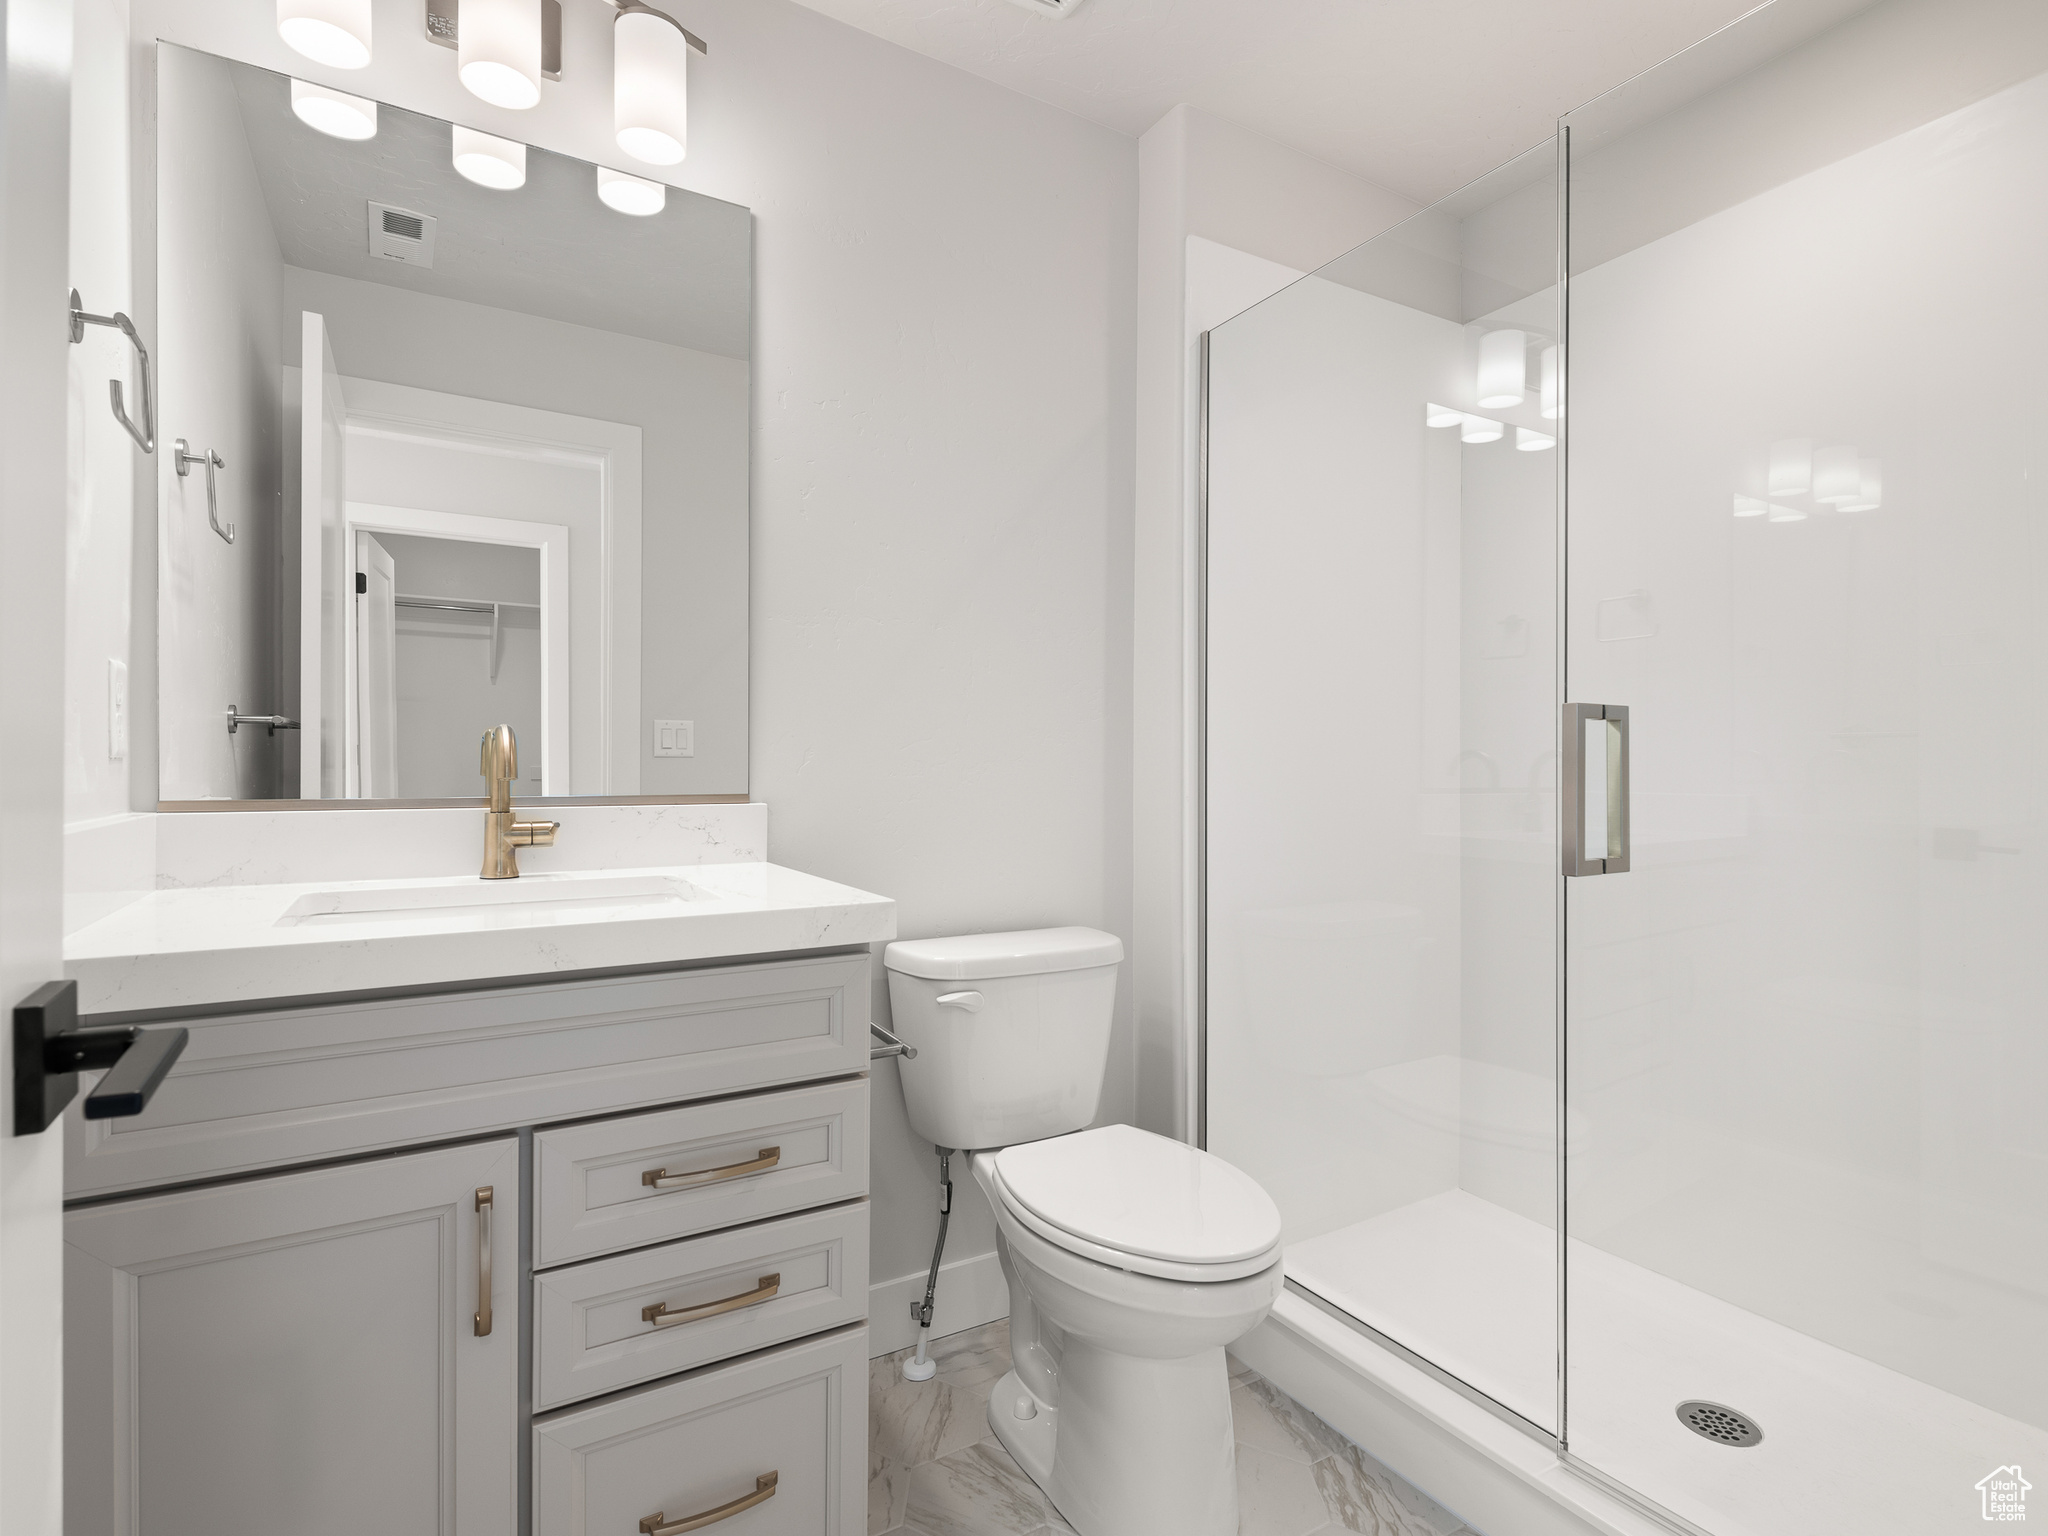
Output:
[65, 1138, 518, 1536]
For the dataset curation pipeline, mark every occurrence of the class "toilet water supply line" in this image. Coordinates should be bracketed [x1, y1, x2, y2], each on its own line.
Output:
[901, 1146, 955, 1382]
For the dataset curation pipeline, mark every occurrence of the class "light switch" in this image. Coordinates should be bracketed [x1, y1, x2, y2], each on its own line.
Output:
[107, 659, 128, 760]
[653, 719, 694, 758]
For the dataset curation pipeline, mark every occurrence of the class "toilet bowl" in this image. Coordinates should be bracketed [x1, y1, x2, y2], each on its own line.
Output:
[884, 929, 1286, 1536]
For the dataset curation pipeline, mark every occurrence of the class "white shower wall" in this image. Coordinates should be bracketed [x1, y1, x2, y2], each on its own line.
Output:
[1205, 274, 1465, 1246]
[1205, 268, 1561, 1242]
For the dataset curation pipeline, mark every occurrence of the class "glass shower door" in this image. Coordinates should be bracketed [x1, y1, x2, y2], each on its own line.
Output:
[1560, 4, 2048, 1531]
[1204, 145, 1563, 1437]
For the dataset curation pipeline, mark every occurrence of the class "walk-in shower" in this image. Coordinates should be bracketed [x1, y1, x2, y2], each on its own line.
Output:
[1202, 2, 2048, 1532]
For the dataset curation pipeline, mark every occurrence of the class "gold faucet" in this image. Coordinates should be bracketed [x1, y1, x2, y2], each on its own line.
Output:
[479, 725, 560, 879]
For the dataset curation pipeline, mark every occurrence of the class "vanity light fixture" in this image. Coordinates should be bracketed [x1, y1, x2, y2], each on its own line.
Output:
[1516, 426, 1556, 452]
[459, 0, 545, 109]
[278, 0, 372, 69]
[615, 2, 704, 165]
[1540, 345, 1560, 420]
[424, 2, 706, 162]
[597, 166, 665, 214]
[291, 79, 378, 140]
[1767, 502, 1807, 523]
[453, 125, 528, 188]
[1460, 414, 1504, 444]
[1476, 329, 1527, 408]
[1424, 402, 1463, 428]
[1733, 494, 1769, 518]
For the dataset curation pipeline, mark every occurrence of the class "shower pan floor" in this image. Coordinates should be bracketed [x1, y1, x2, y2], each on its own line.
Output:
[1288, 1191, 2046, 1536]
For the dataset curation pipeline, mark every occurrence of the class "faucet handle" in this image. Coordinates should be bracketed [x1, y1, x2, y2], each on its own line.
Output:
[480, 724, 517, 784]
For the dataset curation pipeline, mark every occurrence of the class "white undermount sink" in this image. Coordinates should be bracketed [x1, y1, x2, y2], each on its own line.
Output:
[276, 872, 709, 927]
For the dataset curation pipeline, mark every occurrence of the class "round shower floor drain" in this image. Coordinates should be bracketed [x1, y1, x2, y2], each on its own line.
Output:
[1676, 1401, 1763, 1447]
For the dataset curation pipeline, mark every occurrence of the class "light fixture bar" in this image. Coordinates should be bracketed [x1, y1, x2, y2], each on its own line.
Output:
[426, 0, 565, 80]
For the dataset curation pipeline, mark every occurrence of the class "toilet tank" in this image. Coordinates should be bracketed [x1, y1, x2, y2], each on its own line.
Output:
[883, 927, 1123, 1151]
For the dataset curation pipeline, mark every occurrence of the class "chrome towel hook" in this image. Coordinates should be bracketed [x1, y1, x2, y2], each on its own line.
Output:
[175, 439, 233, 545]
[68, 289, 155, 454]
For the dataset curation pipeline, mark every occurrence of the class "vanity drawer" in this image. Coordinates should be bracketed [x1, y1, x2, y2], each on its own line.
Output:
[65, 953, 869, 1198]
[533, 1325, 866, 1536]
[533, 1202, 868, 1410]
[534, 1078, 868, 1267]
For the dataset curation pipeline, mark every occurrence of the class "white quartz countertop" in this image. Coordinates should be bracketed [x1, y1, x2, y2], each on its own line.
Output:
[65, 862, 896, 1016]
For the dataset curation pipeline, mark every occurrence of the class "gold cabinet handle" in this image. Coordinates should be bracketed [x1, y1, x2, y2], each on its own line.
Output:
[639, 1471, 777, 1535]
[641, 1146, 780, 1190]
[473, 1186, 494, 1337]
[642, 1273, 779, 1330]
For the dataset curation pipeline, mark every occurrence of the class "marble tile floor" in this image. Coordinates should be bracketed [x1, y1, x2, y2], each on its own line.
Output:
[870, 1319, 1484, 1536]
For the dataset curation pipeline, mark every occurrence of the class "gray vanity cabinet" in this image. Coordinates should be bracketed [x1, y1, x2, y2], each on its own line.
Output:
[64, 1137, 520, 1536]
[62, 952, 872, 1536]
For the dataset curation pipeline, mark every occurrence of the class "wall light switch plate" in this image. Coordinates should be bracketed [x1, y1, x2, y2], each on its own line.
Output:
[653, 720, 694, 758]
[107, 659, 128, 760]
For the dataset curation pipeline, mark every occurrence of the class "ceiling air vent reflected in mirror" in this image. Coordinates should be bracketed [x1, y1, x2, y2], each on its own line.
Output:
[367, 201, 438, 267]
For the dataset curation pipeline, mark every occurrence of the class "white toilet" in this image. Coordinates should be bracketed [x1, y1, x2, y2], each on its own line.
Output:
[884, 927, 1285, 1536]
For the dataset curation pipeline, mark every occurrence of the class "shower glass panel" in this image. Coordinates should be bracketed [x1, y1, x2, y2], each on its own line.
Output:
[1562, 2, 2048, 1531]
[1204, 145, 1562, 1435]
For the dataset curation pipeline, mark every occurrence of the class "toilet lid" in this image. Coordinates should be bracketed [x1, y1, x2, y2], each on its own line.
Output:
[993, 1124, 1282, 1267]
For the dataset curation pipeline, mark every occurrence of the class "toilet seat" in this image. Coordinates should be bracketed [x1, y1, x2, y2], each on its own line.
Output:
[982, 1125, 1283, 1283]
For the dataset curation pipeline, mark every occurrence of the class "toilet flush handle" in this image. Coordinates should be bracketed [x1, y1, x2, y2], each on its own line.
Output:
[936, 990, 984, 1013]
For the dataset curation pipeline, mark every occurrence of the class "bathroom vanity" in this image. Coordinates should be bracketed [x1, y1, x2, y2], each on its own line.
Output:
[59, 822, 891, 1536]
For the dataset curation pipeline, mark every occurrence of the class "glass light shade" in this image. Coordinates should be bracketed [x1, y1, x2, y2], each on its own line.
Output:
[1768, 502, 1808, 523]
[615, 8, 692, 166]
[453, 126, 527, 189]
[1425, 403, 1463, 428]
[290, 79, 377, 140]
[277, 0, 371, 69]
[1839, 459, 1883, 512]
[459, 0, 542, 110]
[597, 166, 666, 215]
[1476, 329, 1527, 408]
[1516, 427, 1556, 452]
[1733, 494, 1769, 518]
[1460, 414, 1504, 444]
[1812, 443, 1862, 504]
[1768, 438, 1812, 498]
[1540, 344, 1560, 420]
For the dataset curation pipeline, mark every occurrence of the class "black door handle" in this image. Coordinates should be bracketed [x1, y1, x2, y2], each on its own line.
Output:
[12, 981, 189, 1136]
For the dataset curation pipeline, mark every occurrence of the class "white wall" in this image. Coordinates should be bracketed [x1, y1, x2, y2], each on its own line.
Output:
[1132, 105, 1418, 1142]
[109, 0, 1138, 1327]
[282, 266, 746, 796]
[66, 0, 136, 828]
[155, 44, 284, 800]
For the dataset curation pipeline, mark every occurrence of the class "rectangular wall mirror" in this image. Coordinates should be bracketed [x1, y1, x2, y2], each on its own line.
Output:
[154, 42, 750, 805]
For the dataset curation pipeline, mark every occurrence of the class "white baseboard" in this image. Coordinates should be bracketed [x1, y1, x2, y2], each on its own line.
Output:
[867, 1248, 1010, 1358]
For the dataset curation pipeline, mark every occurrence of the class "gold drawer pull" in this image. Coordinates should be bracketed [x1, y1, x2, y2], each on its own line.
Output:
[641, 1146, 780, 1190]
[473, 1186, 494, 1337]
[640, 1471, 778, 1534]
[643, 1273, 780, 1330]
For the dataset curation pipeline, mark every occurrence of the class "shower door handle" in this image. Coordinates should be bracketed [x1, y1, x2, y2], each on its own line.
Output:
[1562, 703, 1630, 876]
